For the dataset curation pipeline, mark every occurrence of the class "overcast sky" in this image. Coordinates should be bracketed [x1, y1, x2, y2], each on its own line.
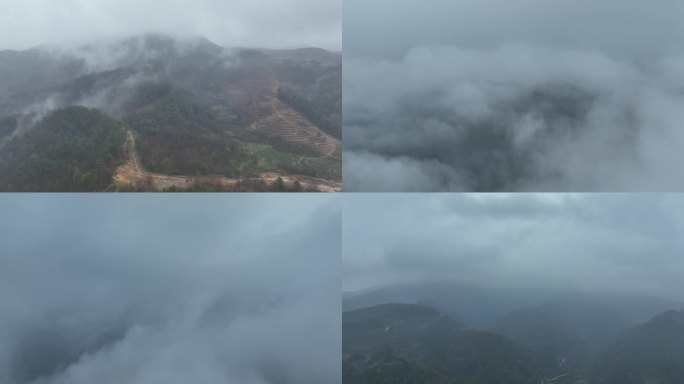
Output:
[0, 194, 340, 384]
[0, 0, 341, 50]
[343, 194, 684, 302]
[343, 0, 684, 191]
[344, 0, 684, 60]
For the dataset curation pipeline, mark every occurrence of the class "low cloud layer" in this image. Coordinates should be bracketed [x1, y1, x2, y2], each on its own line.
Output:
[343, 0, 684, 191]
[343, 194, 684, 302]
[0, 195, 340, 384]
[344, 46, 684, 191]
[0, 35, 241, 137]
[1, 0, 340, 51]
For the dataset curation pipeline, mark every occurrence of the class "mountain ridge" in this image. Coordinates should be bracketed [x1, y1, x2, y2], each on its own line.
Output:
[343, 288, 684, 384]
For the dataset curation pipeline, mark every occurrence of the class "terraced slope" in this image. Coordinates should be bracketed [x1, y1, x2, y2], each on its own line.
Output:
[249, 84, 339, 156]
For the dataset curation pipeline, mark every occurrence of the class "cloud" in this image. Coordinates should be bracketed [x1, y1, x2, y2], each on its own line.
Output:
[343, 194, 684, 302]
[342, 151, 467, 192]
[0, 194, 341, 384]
[343, 0, 684, 191]
[343, 45, 684, 191]
[0, 0, 340, 51]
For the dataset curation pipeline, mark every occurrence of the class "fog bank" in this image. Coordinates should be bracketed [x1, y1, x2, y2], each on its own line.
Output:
[0, 194, 341, 384]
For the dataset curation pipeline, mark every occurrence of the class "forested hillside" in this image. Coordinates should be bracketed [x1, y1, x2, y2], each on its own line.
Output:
[125, 85, 240, 176]
[344, 304, 553, 384]
[0, 107, 124, 191]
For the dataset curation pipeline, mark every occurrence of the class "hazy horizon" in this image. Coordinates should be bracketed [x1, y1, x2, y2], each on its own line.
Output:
[0, 32, 342, 53]
[0, 0, 341, 51]
[343, 194, 684, 303]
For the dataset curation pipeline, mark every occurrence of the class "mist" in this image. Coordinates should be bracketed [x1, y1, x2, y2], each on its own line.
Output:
[343, 193, 684, 303]
[0, 0, 341, 51]
[1, 0, 341, 135]
[0, 194, 341, 384]
[343, 0, 684, 191]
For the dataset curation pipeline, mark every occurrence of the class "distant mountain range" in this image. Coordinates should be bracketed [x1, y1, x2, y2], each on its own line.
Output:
[592, 309, 684, 384]
[343, 282, 550, 328]
[0, 34, 341, 191]
[343, 284, 684, 384]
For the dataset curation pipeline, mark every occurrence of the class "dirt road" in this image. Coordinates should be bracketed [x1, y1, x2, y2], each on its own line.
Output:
[114, 130, 341, 192]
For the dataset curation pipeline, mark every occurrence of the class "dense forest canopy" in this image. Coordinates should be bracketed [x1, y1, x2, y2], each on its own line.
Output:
[0, 106, 124, 191]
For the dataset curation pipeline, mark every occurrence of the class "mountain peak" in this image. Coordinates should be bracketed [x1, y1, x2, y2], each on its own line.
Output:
[592, 309, 684, 383]
[648, 309, 684, 328]
[344, 303, 445, 324]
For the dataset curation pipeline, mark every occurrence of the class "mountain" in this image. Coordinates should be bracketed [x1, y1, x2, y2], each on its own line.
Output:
[0, 34, 341, 191]
[491, 291, 683, 369]
[343, 303, 552, 384]
[258, 47, 341, 63]
[491, 291, 631, 370]
[343, 282, 552, 328]
[591, 310, 684, 384]
[343, 286, 684, 383]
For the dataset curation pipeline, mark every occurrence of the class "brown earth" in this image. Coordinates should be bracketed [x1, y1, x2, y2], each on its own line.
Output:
[249, 83, 340, 157]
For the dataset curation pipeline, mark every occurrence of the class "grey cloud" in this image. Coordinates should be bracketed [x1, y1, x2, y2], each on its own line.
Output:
[343, 151, 468, 192]
[343, 194, 684, 302]
[0, 194, 341, 384]
[343, 0, 684, 191]
[343, 44, 684, 191]
[1, 0, 340, 51]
